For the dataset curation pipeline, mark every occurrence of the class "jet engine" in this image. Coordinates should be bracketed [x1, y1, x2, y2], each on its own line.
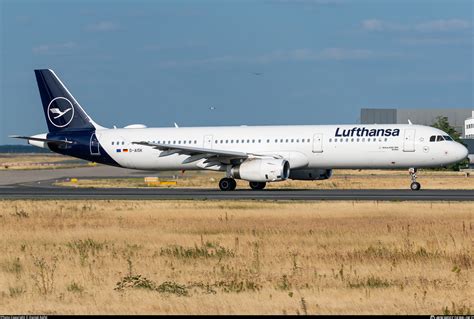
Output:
[230, 158, 290, 182]
[289, 169, 333, 180]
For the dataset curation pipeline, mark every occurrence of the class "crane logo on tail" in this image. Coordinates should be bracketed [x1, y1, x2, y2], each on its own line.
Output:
[47, 97, 75, 128]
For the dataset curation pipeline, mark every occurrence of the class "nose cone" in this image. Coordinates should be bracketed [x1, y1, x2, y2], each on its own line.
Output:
[455, 143, 469, 161]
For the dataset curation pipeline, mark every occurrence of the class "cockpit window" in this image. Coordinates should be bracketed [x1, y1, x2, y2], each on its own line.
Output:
[429, 135, 436, 142]
[436, 135, 444, 142]
[443, 135, 453, 141]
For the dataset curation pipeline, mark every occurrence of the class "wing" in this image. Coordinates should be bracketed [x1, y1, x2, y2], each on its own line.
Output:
[132, 141, 281, 165]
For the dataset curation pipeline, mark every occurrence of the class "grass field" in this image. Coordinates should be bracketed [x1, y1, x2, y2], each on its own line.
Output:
[55, 169, 474, 190]
[0, 154, 89, 170]
[0, 200, 472, 314]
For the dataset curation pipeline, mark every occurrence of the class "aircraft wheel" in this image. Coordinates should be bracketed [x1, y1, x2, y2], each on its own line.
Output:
[410, 182, 421, 191]
[249, 181, 266, 190]
[219, 178, 235, 191]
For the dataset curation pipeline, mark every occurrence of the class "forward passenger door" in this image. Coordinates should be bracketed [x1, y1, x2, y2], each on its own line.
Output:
[403, 129, 416, 152]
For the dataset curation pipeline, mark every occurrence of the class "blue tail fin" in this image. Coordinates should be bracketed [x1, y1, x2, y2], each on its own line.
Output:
[35, 69, 98, 133]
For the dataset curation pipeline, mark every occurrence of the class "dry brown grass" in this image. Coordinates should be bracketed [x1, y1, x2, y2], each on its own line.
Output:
[56, 169, 474, 189]
[0, 154, 89, 170]
[0, 200, 472, 314]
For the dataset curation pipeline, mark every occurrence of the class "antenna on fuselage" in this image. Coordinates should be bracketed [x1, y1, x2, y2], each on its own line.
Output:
[408, 119, 413, 125]
[174, 122, 179, 128]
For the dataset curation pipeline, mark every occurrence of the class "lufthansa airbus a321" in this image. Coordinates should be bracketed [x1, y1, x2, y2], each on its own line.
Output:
[10, 69, 468, 191]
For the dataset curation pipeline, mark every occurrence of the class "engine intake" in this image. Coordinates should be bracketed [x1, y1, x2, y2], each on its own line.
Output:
[230, 158, 290, 182]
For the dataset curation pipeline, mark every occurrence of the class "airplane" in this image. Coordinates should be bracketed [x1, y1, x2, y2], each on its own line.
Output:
[10, 69, 469, 191]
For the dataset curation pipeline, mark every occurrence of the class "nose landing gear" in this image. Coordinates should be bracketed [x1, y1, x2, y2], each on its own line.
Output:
[409, 168, 421, 191]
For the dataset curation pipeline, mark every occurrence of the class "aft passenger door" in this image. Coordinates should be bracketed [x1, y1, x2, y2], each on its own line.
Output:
[403, 129, 416, 152]
[312, 133, 323, 153]
[90, 133, 100, 155]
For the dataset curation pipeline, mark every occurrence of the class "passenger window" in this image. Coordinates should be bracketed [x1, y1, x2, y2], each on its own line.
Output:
[247, 139, 250, 143]
[275, 139, 278, 143]
[252, 139, 255, 143]
[236, 140, 239, 144]
[437, 136, 444, 142]
[267, 139, 270, 143]
[329, 138, 332, 142]
[112, 142, 114, 145]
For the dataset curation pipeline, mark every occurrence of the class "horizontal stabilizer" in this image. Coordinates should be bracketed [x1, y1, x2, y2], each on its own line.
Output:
[9, 135, 73, 145]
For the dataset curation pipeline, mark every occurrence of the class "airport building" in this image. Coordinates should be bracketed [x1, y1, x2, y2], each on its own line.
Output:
[361, 108, 474, 168]
[465, 111, 474, 139]
[360, 108, 472, 137]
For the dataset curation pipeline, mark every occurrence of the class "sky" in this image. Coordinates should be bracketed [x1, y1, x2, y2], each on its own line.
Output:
[0, 0, 472, 144]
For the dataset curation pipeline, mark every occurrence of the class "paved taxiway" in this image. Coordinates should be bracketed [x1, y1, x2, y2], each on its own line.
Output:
[1, 185, 473, 201]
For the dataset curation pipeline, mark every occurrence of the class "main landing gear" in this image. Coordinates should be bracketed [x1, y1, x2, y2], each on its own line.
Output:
[219, 178, 236, 191]
[409, 168, 421, 191]
[218, 178, 267, 191]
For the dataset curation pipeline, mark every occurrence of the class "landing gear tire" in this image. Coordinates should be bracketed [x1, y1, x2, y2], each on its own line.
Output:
[410, 182, 421, 191]
[409, 168, 421, 191]
[219, 178, 236, 191]
[249, 181, 266, 190]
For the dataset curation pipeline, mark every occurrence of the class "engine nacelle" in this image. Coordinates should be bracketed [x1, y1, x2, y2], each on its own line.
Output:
[289, 169, 333, 181]
[230, 158, 290, 182]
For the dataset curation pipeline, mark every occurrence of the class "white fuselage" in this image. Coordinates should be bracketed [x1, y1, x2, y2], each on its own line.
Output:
[95, 124, 467, 171]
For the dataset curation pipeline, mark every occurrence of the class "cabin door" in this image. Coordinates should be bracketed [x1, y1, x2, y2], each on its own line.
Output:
[312, 133, 323, 153]
[90, 133, 100, 155]
[203, 135, 213, 149]
[403, 129, 416, 152]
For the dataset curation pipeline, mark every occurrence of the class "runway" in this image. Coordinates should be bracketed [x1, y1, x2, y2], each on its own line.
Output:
[1, 185, 473, 201]
[1, 165, 473, 201]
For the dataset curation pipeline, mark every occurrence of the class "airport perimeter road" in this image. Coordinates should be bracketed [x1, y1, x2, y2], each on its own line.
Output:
[1, 186, 473, 201]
